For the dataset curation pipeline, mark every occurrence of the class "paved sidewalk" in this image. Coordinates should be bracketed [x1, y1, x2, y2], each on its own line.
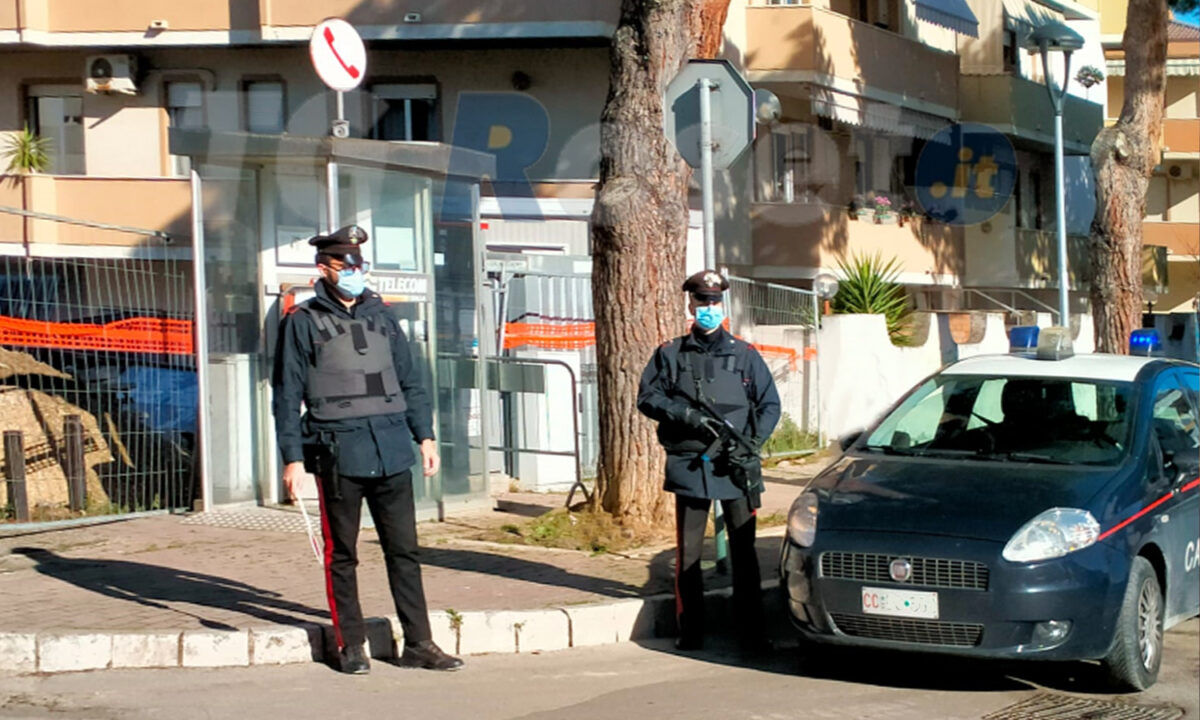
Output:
[0, 470, 827, 673]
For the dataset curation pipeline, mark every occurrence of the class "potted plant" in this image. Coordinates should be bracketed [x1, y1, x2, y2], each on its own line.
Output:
[897, 199, 918, 227]
[1075, 65, 1104, 101]
[848, 193, 866, 220]
[873, 194, 894, 224]
[3, 126, 52, 175]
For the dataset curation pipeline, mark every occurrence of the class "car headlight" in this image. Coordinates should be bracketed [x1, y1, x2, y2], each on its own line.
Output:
[1002, 508, 1101, 563]
[787, 492, 819, 547]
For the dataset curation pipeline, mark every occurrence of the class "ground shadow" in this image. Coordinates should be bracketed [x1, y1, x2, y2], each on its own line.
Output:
[11, 547, 327, 631]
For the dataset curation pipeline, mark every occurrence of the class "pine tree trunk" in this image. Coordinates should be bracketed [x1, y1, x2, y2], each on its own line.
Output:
[1089, 0, 1169, 353]
[589, 0, 729, 528]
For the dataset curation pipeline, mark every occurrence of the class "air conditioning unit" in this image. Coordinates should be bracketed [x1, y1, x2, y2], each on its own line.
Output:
[85, 54, 138, 95]
[1166, 163, 1192, 180]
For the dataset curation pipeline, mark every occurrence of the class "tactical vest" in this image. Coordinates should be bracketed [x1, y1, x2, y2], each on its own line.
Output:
[300, 305, 407, 421]
[661, 338, 754, 454]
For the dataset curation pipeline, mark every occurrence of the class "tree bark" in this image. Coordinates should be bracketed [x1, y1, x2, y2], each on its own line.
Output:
[590, 0, 730, 528]
[1089, 0, 1169, 353]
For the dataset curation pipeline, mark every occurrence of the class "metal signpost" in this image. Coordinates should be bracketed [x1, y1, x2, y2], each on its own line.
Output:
[309, 18, 367, 231]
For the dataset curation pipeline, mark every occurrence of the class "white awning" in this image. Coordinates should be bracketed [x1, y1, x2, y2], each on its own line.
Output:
[1107, 57, 1200, 77]
[811, 88, 952, 140]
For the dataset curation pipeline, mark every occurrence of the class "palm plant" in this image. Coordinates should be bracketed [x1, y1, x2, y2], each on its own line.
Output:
[832, 253, 914, 345]
[3, 126, 52, 175]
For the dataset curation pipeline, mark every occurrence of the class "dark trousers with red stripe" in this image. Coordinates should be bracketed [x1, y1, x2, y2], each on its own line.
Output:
[675, 494, 764, 645]
[316, 470, 433, 650]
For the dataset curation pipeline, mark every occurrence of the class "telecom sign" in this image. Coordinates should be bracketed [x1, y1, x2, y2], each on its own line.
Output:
[310, 19, 367, 92]
[915, 123, 1016, 226]
[663, 59, 755, 170]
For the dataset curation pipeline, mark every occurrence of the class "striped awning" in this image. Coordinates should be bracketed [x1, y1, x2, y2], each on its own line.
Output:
[1003, 0, 1063, 31]
[810, 88, 953, 140]
[1107, 57, 1200, 77]
[913, 0, 980, 37]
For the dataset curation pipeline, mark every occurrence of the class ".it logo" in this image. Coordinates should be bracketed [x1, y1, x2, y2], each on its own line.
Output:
[916, 123, 1016, 226]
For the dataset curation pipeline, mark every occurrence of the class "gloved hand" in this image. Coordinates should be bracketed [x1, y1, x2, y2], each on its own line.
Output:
[675, 406, 721, 436]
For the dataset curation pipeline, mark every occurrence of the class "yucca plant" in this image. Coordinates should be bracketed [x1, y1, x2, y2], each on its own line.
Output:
[3, 125, 52, 174]
[831, 253, 915, 345]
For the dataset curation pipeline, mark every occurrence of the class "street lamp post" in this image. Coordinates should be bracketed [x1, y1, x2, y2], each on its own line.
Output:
[1023, 20, 1085, 327]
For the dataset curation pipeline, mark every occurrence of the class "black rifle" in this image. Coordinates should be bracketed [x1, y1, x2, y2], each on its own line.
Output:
[682, 373, 765, 505]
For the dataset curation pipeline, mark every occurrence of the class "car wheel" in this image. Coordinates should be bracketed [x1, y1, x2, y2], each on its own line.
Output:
[1102, 556, 1163, 691]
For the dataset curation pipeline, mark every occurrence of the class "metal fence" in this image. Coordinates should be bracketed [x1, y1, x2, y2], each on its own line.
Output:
[1, 254, 196, 523]
[726, 275, 821, 445]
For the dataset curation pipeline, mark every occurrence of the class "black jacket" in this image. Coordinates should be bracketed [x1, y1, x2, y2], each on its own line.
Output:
[637, 327, 781, 500]
[272, 281, 435, 479]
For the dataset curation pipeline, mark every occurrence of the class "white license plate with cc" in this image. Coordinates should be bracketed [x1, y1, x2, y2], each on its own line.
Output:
[861, 587, 939, 619]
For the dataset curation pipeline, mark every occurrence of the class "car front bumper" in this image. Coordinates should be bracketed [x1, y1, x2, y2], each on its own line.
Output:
[779, 530, 1129, 661]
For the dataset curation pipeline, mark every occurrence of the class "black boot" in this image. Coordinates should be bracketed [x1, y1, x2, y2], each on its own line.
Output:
[398, 640, 464, 671]
[339, 644, 370, 675]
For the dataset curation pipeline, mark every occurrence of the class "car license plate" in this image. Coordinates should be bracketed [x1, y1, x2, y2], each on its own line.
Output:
[861, 586, 939, 619]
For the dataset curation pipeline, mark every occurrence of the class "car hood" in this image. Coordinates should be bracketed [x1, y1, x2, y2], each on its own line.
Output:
[807, 453, 1122, 542]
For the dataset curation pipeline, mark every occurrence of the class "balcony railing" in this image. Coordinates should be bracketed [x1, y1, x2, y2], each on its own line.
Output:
[960, 75, 1103, 153]
[744, 4, 958, 111]
[0, 175, 191, 247]
[1014, 228, 1091, 288]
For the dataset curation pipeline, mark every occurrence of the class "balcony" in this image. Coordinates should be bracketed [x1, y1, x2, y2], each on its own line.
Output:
[1164, 119, 1200, 156]
[744, 5, 959, 114]
[0, 176, 190, 248]
[750, 202, 965, 281]
[4, 0, 620, 42]
[1145, 222, 1200, 257]
[959, 75, 1103, 154]
[263, 0, 620, 38]
[1014, 228, 1091, 288]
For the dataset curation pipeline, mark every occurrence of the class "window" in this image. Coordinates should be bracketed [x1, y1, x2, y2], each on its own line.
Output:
[369, 83, 438, 142]
[1002, 26, 1018, 73]
[244, 80, 286, 134]
[26, 85, 85, 175]
[865, 375, 1135, 465]
[166, 81, 204, 176]
[1150, 373, 1200, 462]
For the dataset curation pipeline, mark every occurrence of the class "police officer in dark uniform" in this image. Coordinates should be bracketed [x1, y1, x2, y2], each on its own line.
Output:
[637, 270, 781, 651]
[272, 225, 462, 674]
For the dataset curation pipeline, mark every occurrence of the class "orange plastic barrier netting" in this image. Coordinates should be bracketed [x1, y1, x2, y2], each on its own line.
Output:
[0, 315, 195, 355]
[502, 321, 815, 367]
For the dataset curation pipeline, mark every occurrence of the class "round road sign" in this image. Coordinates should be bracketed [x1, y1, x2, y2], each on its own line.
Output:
[310, 18, 367, 93]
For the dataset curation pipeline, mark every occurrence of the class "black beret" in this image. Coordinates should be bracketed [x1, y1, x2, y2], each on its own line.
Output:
[309, 225, 369, 258]
[682, 270, 729, 298]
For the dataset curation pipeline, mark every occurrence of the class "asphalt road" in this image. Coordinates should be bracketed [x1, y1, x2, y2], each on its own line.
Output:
[1, 620, 1195, 720]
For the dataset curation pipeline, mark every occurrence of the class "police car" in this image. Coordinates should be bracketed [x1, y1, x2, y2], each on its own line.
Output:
[781, 327, 1199, 690]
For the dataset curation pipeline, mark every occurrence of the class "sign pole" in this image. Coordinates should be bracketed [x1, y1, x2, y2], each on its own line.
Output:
[699, 78, 716, 269]
[326, 90, 345, 233]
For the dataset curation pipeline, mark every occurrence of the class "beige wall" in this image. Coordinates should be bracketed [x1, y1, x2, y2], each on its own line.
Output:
[1100, 0, 1127, 36]
[1163, 119, 1199, 156]
[42, 0, 240, 33]
[1168, 174, 1200, 221]
[1165, 77, 1200, 120]
[1, 45, 608, 182]
[0, 1, 17, 31]
[14, 175, 190, 245]
[263, 0, 619, 29]
[744, 5, 959, 110]
[751, 202, 964, 279]
[1146, 222, 1200, 256]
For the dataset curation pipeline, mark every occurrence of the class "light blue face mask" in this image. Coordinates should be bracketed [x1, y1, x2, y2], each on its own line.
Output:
[694, 305, 725, 331]
[335, 268, 366, 298]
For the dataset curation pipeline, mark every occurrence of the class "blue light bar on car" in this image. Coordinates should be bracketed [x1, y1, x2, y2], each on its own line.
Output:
[1009, 325, 1039, 354]
[1129, 329, 1163, 357]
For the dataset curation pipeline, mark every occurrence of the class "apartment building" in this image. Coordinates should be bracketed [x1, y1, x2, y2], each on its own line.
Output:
[1101, 3, 1200, 314]
[724, 0, 1105, 316]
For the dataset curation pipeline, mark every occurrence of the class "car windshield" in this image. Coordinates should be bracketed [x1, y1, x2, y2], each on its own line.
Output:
[863, 374, 1135, 466]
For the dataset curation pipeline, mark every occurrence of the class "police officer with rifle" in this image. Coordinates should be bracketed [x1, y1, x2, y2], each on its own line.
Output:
[272, 225, 462, 675]
[637, 270, 781, 652]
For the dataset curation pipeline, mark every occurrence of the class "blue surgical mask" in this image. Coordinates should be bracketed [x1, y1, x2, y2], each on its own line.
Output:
[694, 305, 724, 331]
[335, 268, 366, 298]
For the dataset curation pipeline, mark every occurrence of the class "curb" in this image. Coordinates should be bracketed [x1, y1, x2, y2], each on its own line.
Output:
[0, 580, 783, 675]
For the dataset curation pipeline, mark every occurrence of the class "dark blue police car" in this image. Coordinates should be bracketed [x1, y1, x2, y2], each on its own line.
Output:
[781, 328, 1200, 690]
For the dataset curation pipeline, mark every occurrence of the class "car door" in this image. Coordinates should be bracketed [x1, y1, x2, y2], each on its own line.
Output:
[1148, 368, 1200, 625]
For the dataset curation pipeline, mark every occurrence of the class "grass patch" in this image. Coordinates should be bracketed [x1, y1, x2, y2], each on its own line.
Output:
[758, 511, 787, 528]
[482, 508, 667, 553]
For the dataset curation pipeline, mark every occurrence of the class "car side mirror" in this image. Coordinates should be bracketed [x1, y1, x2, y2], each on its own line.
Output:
[839, 430, 863, 452]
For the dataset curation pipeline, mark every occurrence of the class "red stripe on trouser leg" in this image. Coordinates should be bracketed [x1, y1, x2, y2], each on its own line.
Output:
[675, 501, 684, 619]
[314, 475, 344, 651]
